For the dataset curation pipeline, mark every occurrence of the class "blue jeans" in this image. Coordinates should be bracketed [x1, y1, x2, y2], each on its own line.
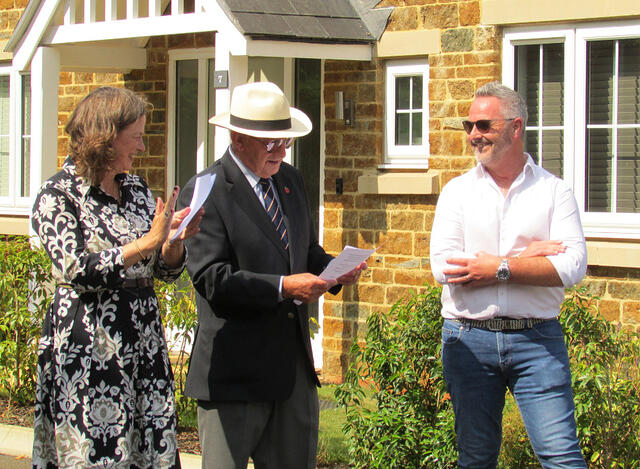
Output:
[441, 318, 587, 469]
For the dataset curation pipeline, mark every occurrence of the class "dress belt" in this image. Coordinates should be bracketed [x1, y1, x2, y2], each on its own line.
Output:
[452, 317, 553, 331]
[122, 278, 154, 289]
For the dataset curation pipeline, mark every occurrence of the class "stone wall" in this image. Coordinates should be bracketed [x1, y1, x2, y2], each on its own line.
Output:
[0, 0, 26, 42]
[321, 0, 501, 382]
[320, 0, 640, 383]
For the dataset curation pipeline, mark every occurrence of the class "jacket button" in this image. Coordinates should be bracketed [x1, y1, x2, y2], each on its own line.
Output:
[287, 312, 295, 319]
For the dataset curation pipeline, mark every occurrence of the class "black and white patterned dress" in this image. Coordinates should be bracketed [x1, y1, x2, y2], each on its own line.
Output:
[31, 157, 183, 469]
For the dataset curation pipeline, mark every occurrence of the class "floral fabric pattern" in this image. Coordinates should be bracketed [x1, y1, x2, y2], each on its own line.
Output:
[31, 158, 183, 469]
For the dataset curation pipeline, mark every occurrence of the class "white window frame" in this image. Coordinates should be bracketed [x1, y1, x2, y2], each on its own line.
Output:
[503, 21, 640, 239]
[383, 58, 429, 169]
[167, 47, 214, 194]
[0, 67, 31, 215]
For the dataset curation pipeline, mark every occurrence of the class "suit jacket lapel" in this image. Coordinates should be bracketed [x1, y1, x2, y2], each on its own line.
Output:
[220, 153, 290, 262]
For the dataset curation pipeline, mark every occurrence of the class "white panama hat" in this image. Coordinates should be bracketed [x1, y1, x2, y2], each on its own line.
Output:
[209, 81, 312, 138]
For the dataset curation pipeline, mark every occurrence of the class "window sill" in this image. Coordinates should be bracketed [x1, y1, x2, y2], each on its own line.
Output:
[587, 240, 640, 268]
[357, 171, 439, 195]
[0, 214, 30, 236]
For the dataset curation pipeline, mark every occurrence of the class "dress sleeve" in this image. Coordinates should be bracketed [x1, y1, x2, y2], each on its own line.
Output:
[31, 183, 125, 292]
[153, 249, 187, 282]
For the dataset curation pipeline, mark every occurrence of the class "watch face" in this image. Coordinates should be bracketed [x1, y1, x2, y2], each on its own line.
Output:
[496, 261, 511, 281]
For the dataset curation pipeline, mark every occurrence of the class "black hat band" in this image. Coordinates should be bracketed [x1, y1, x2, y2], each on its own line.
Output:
[230, 114, 292, 131]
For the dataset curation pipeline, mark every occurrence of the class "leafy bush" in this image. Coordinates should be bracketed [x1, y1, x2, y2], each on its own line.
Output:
[337, 286, 640, 469]
[335, 286, 457, 469]
[155, 271, 198, 421]
[0, 236, 52, 406]
[561, 288, 640, 468]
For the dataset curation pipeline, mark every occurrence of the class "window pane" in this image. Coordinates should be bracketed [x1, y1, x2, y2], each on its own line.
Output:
[515, 43, 564, 171]
[0, 76, 9, 197]
[524, 129, 539, 164]
[542, 43, 564, 127]
[541, 129, 563, 178]
[412, 76, 423, 109]
[395, 113, 409, 145]
[176, 60, 198, 189]
[411, 112, 422, 145]
[21, 75, 31, 197]
[587, 41, 615, 125]
[618, 39, 640, 125]
[616, 128, 640, 213]
[515, 45, 540, 126]
[586, 128, 612, 212]
[396, 76, 410, 110]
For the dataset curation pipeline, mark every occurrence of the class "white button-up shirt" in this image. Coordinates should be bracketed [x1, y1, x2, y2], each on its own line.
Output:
[430, 155, 587, 320]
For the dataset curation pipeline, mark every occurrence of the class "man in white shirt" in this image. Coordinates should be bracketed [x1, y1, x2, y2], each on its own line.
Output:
[430, 82, 588, 469]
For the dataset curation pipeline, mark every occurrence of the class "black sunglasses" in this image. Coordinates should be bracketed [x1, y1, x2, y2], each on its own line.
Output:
[462, 118, 515, 134]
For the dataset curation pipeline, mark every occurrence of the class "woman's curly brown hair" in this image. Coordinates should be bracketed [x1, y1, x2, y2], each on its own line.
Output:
[65, 86, 151, 185]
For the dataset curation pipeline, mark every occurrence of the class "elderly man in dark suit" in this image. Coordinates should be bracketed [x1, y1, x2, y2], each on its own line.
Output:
[178, 81, 365, 469]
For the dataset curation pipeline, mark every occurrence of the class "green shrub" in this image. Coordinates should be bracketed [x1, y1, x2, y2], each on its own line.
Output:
[337, 286, 640, 468]
[0, 236, 52, 406]
[335, 286, 457, 469]
[155, 271, 199, 422]
[560, 288, 640, 468]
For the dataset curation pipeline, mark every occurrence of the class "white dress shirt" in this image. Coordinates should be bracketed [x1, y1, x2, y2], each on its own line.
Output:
[430, 154, 587, 320]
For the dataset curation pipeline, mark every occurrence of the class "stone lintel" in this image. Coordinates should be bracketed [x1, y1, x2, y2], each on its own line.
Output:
[357, 171, 439, 195]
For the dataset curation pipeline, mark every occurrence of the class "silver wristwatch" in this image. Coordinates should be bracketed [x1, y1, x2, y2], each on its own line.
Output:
[496, 258, 511, 282]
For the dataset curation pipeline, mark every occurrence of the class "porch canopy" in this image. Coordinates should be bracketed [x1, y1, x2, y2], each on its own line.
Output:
[4, 0, 392, 196]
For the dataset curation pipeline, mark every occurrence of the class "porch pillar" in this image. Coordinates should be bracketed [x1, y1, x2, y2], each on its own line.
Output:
[213, 33, 247, 159]
[30, 46, 60, 196]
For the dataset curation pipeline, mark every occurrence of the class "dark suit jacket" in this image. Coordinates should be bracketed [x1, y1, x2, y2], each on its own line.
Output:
[178, 151, 336, 402]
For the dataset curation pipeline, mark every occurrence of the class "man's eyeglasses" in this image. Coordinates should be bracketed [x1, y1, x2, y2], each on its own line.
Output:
[251, 136, 296, 153]
[462, 118, 515, 134]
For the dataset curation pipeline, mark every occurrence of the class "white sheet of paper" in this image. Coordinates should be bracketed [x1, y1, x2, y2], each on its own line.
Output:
[319, 245, 375, 281]
[292, 245, 374, 305]
[170, 173, 215, 242]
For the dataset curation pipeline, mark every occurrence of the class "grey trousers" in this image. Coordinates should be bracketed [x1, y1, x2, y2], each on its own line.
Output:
[197, 353, 319, 469]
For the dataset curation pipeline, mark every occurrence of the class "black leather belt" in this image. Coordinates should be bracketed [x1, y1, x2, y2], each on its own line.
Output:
[452, 317, 553, 331]
[122, 278, 154, 289]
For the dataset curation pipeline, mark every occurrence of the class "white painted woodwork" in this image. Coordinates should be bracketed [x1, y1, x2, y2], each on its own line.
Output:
[45, 13, 215, 44]
[64, 0, 76, 25]
[12, 0, 62, 71]
[150, 0, 162, 16]
[57, 45, 146, 71]
[84, 0, 96, 23]
[30, 47, 60, 196]
[105, 0, 117, 21]
[246, 39, 373, 61]
[127, 0, 139, 19]
[171, 0, 184, 15]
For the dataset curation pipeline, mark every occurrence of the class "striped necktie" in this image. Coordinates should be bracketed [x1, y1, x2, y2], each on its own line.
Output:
[259, 178, 289, 250]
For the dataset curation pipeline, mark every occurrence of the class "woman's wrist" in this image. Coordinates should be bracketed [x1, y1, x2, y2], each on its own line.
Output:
[163, 239, 183, 252]
[133, 239, 148, 261]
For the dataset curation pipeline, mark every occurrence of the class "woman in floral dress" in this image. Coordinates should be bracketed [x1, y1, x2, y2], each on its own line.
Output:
[31, 87, 203, 468]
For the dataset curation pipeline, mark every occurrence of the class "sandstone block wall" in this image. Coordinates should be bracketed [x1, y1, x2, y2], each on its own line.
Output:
[320, 0, 640, 383]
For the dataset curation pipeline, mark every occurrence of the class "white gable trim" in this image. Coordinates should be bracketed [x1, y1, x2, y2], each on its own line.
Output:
[43, 12, 218, 45]
[12, 0, 62, 71]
